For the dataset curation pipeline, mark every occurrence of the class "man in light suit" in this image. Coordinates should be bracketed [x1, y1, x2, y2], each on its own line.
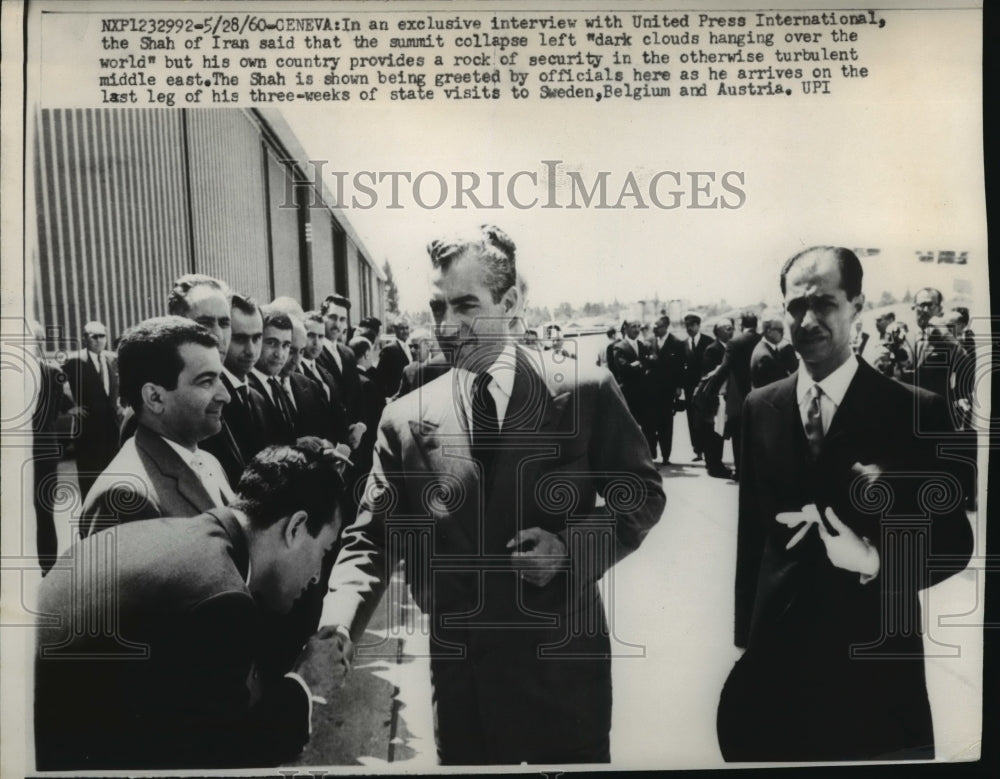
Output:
[35, 439, 347, 770]
[64, 320, 121, 502]
[749, 318, 799, 388]
[321, 225, 665, 765]
[717, 246, 973, 761]
[80, 317, 233, 537]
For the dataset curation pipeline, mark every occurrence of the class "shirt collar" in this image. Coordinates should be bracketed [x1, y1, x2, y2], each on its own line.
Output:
[455, 343, 517, 400]
[222, 366, 247, 389]
[796, 353, 859, 407]
[625, 336, 640, 353]
[160, 435, 199, 463]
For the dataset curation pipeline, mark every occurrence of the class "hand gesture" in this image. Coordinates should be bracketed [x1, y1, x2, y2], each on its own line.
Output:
[776, 503, 879, 578]
[506, 527, 567, 588]
[293, 625, 355, 698]
[347, 422, 367, 450]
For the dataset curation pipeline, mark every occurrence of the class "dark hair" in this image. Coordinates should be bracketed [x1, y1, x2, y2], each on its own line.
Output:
[262, 311, 293, 332]
[606, 326, 616, 338]
[740, 312, 758, 330]
[349, 336, 372, 361]
[953, 306, 970, 326]
[427, 224, 516, 303]
[230, 293, 259, 318]
[167, 274, 230, 316]
[779, 246, 863, 300]
[358, 316, 382, 330]
[322, 294, 352, 315]
[304, 311, 324, 326]
[656, 316, 670, 329]
[117, 316, 218, 411]
[233, 437, 347, 537]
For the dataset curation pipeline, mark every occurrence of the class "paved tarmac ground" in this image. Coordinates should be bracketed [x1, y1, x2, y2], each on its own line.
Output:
[17, 411, 984, 770]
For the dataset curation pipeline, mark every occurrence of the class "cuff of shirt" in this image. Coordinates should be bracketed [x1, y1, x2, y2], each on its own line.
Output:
[858, 537, 880, 585]
[284, 671, 314, 734]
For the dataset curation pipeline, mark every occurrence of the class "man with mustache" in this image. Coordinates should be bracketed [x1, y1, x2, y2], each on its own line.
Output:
[717, 246, 973, 761]
[322, 224, 665, 765]
[80, 317, 234, 536]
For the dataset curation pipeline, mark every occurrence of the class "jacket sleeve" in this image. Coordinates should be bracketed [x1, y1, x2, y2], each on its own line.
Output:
[733, 397, 764, 648]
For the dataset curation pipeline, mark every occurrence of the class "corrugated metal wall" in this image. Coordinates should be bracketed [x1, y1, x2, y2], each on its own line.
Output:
[34, 109, 191, 342]
[187, 111, 271, 302]
[34, 109, 381, 342]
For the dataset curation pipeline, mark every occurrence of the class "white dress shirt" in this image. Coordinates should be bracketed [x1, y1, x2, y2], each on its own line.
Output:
[160, 436, 235, 506]
[795, 354, 860, 436]
[455, 344, 520, 433]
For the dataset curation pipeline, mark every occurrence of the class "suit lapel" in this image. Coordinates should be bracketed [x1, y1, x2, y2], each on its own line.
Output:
[135, 426, 215, 514]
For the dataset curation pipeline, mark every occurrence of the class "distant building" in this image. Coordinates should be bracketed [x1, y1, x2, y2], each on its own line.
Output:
[31, 109, 383, 342]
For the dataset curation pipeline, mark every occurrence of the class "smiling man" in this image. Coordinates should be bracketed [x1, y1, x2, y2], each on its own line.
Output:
[36, 438, 348, 769]
[248, 311, 296, 446]
[80, 317, 234, 536]
[716, 246, 973, 762]
[323, 224, 664, 765]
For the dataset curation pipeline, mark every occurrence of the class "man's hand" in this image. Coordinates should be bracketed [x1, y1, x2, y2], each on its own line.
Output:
[293, 625, 355, 697]
[67, 405, 88, 420]
[347, 422, 367, 450]
[776, 503, 879, 578]
[506, 527, 567, 587]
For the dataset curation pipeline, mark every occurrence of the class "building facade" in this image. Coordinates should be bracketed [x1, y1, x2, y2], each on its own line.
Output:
[32, 108, 383, 343]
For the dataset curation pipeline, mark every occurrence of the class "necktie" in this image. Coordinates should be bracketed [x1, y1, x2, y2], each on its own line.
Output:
[93, 354, 109, 395]
[282, 377, 297, 411]
[304, 362, 331, 400]
[236, 384, 248, 408]
[471, 372, 500, 479]
[804, 384, 824, 458]
[269, 377, 295, 428]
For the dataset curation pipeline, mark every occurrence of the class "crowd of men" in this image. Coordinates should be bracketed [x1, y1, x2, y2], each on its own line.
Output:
[29, 233, 977, 768]
[596, 287, 977, 492]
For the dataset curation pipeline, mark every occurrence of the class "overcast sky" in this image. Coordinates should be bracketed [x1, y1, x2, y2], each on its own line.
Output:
[282, 7, 984, 317]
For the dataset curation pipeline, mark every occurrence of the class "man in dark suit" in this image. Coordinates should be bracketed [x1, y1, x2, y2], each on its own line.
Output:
[347, 335, 386, 481]
[80, 317, 233, 536]
[35, 438, 348, 770]
[645, 315, 685, 463]
[318, 294, 364, 425]
[216, 294, 271, 484]
[749, 317, 799, 388]
[612, 319, 651, 428]
[64, 320, 121, 502]
[30, 322, 73, 574]
[911, 287, 971, 427]
[693, 319, 733, 478]
[167, 274, 245, 483]
[717, 246, 974, 762]
[376, 320, 412, 398]
[281, 316, 341, 444]
[248, 311, 296, 446]
[702, 312, 763, 479]
[300, 312, 352, 446]
[682, 313, 714, 461]
[322, 225, 665, 765]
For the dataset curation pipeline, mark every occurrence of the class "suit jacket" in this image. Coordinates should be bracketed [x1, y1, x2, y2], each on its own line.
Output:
[394, 354, 451, 398]
[247, 371, 296, 446]
[648, 333, 686, 398]
[286, 371, 338, 442]
[911, 326, 970, 416]
[64, 350, 120, 470]
[33, 361, 71, 440]
[80, 424, 218, 537]
[207, 375, 270, 485]
[34, 508, 309, 769]
[324, 347, 664, 761]
[300, 360, 351, 444]
[702, 330, 762, 415]
[720, 360, 973, 761]
[683, 333, 715, 393]
[611, 338, 650, 413]
[317, 341, 363, 423]
[749, 340, 798, 389]
[375, 339, 411, 398]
